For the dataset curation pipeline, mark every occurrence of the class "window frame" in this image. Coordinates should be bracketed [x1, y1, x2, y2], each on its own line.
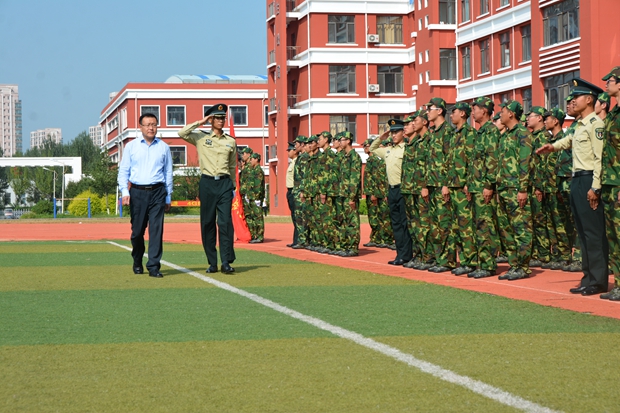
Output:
[229, 105, 248, 127]
[377, 66, 404, 94]
[480, 0, 489, 15]
[439, 0, 456, 24]
[166, 105, 186, 127]
[140, 105, 160, 126]
[542, 0, 580, 47]
[329, 65, 357, 94]
[521, 25, 531, 62]
[479, 38, 490, 74]
[461, 0, 470, 22]
[328, 15, 355, 44]
[544, 70, 579, 112]
[169, 145, 187, 166]
[440, 48, 457, 80]
[377, 15, 403, 44]
[461, 46, 471, 79]
[329, 115, 357, 142]
[499, 32, 511, 68]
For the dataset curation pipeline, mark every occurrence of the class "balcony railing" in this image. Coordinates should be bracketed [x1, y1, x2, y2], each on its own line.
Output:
[287, 95, 300, 108]
[268, 50, 276, 65]
[287, 46, 300, 60]
[286, 0, 296, 12]
[269, 98, 277, 112]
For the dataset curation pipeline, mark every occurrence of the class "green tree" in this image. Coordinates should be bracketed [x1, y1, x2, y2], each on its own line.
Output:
[66, 132, 100, 174]
[172, 165, 201, 201]
[0, 148, 9, 208]
[65, 177, 95, 199]
[91, 153, 118, 213]
[8, 167, 32, 206]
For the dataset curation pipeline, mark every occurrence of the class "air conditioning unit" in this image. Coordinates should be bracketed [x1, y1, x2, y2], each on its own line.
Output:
[367, 34, 380, 43]
[368, 84, 380, 93]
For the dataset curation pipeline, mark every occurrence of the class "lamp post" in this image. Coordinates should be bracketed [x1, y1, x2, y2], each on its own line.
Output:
[41, 167, 57, 201]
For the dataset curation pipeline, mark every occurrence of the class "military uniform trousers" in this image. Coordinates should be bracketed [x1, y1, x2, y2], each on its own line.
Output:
[244, 198, 264, 241]
[602, 185, 620, 286]
[199, 176, 236, 266]
[129, 184, 166, 273]
[545, 192, 571, 262]
[450, 188, 477, 268]
[293, 191, 309, 246]
[388, 186, 413, 262]
[559, 178, 581, 261]
[367, 196, 390, 244]
[570, 174, 608, 289]
[530, 193, 551, 262]
[429, 186, 456, 268]
[496, 188, 532, 273]
[471, 192, 499, 271]
[340, 199, 360, 252]
[286, 188, 299, 245]
[413, 193, 434, 263]
[403, 193, 421, 256]
[315, 195, 338, 249]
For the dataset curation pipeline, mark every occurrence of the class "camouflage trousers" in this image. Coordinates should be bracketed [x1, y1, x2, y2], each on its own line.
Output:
[450, 188, 477, 268]
[530, 193, 551, 262]
[314, 195, 339, 249]
[305, 195, 319, 246]
[243, 199, 264, 241]
[403, 193, 421, 256]
[367, 196, 392, 245]
[428, 187, 457, 268]
[334, 196, 346, 250]
[471, 192, 499, 271]
[497, 188, 532, 273]
[293, 192, 309, 245]
[603, 185, 620, 285]
[341, 199, 360, 252]
[559, 178, 581, 261]
[545, 192, 571, 261]
[413, 193, 434, 263]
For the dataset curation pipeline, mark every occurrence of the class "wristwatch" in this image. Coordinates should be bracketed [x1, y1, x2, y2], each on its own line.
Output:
[591, 187, 601, 196]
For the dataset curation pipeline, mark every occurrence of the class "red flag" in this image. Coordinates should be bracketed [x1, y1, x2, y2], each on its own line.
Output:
[228, 112, 252, 243]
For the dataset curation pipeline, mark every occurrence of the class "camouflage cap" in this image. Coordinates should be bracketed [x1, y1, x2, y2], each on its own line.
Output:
[382, 137, 393, 146]
[287, 142, 296, 151]
[526, 106, 546, 117]
[416, 109, 429, 120]
[404, 113, 417, 123]
[453, 102, 471, 116]
[294, 135, 308, 143]
[598, 92, 610, 104]
[425, 97, 446, 110]
[250, 152, 261, 161]
[492, 113, 501, 122]
[472, 96, 494, 112]
[338, 131, 354, 141]
[362, 139, 374, 147]
[500, 99, 524, 118]
[543, 107, 566, 123]
[565, 94, 575, 102]
[602, 66, 620, 81]
[319, 131, 333, 141]
[388, 118, 405, 131]
[306, 134, 319, 143]
[240, 147, 253, 154]
[570, 77, 604, 97]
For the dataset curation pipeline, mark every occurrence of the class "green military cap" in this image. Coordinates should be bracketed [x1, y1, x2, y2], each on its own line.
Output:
[492, 113, 501, 122]
[306, 134, 318, 143]
[566, 94, 574, 102]
[598, 92, 610, 104]
[602, 66, 620, 81]
[404, 113, 417, 123]
[287, 142, 296, 151]
[388, 118, 405, 131]
[382, 137, 393, 146]
[526, 106, 546, 117]
[294, 135, 308, 143]
[543, 107, 566, 123]
[250, 152, 261, 161]
[240, 147, 253, 154]
[453, 101, 471, 116]
[472, 96, 494, 112]
[425, 97, 446, 110]
[416, 109, 429, 120]
[570, 77, 604, 97]
[500, 99, 524, 118]
[338, 131, 354, 141]
[319, 131, 333, 141]
[204, 103, 228, 116]
[362, 138, 374, 147]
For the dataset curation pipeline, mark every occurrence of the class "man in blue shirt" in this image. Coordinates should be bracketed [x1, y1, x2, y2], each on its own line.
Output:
[117, 113, 173, 278]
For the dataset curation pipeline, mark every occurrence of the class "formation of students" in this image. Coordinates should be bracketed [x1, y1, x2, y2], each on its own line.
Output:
[283, 68, 620, 301]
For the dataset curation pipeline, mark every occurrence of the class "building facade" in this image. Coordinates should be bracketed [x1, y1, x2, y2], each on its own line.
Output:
[89, 125, 104, 147]
[30, 128, 62, 150]
[0, 84, 22, 157]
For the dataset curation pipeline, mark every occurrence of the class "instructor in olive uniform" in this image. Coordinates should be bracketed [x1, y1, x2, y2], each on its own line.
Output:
[178, 104, 237, 274]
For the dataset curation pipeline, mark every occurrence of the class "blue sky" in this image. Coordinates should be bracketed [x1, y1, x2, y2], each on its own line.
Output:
[0, 0, 267, 150]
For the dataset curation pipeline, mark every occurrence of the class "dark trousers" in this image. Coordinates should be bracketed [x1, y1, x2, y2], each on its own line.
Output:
[570, 174, 608, 288]
[286, 188, 299, 244]
[129, 185, 166, 273]
[388, 186, 413, 262]
[199, 176, 236, 266]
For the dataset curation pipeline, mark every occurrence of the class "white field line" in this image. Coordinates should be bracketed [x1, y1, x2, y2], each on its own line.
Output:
[109, 241, 561, 413]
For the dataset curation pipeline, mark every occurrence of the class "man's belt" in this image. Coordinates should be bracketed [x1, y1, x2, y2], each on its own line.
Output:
[131, 182, 164, 190]
[572, 170, 593, 177]
[202, 174, 230, 180]
[389, 184, 401, 189]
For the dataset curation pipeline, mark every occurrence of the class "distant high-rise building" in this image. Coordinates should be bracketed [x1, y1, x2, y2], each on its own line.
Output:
[0, 84, 22, 156]
[29, 128, 62, 149]
[89, 125, 104, 147]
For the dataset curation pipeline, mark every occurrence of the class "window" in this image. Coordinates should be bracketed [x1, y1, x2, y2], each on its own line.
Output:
[461, 46, 471, 79]
[264, 105, 269, 126]
[439, 0, 456, 24]
[265, 145, 270, 162]
[377, 66, 403, 94]
[479, 38, 490, 74]
[440, 49, 457, 80]
[418, 18, 422, 31]
[543, 0, 579, 46]
[329, 65, 356, 94]
[480, 0, 488, 14]
[140, 106, 160, 124]
[500, 93, 510, 103]
[424, 15, 429, 28]
[426, 71, 430, 82]
[170, 146, 187, 166]
[499, 0, 509, 6]
[419, 73, 424, 84]
[544, 70, 579, 111]
[330, 115, 356, 141]
[328, 15, 355, 43]
[230, 106, 247, 126]
[419, 52, 423, 64]
[377, 16, 403, 44]
[461, 0, 470, 22]
[499, 32, 510, 68]
[522, 88, 532, 113]
[378, 115, 402, 134]
[167, 106, 185, 126]
[521, 25, 531, 61]
[425, 50, 429, 62]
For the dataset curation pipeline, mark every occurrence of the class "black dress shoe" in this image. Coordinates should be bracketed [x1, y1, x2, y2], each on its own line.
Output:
[286, 243, 296, 248]
[149, 271, 163, 278]
[221, 264, 235, 274]
[582, 285, 607, 296]
[133, 266, 144, 274]
[388, 258, 406, 266]
[569, 286, 587, 294]
[206, 265, 218, 273]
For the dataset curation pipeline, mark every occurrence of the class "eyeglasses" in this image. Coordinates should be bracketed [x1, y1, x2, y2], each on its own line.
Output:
[428, 107, 441, 111]
[607, 79, 617, 85]
[140, 123, 157, 128]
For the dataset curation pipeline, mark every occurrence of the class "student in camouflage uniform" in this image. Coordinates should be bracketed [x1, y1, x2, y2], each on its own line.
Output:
[240, 147, 253, 170]
[300, 135, 320, 250]
[423, 97, 456, 273]
[600, 66, 620, 300]
[492, 113, 509, 263]
[240, 153, 265, 243]
[336, 131, 362, 256]
[468, 97, 501, 278]
[400, 113, 422, 259]
[315, 131, 339, 253]
[363, 139, 392, 248]
[596, 92, 610, 121]
[496, 100, 533, 280]
[542, 108, 572, 269]
[291, 136, 309, 249]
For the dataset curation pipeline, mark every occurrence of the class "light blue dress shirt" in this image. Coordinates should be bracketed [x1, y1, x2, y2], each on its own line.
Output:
[117, 135, 173, 204]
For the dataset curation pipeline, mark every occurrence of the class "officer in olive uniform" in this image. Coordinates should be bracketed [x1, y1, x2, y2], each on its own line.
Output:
[178, 103, 237, 274]
[538, 78, 609, 296]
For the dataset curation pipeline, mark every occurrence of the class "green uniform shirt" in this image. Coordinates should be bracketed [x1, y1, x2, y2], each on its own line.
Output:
[445, 122, 475, 188]
[496, 123, 533, 192]
[364, 153, 388, 198]
[556, 124, 575, 180]
[400, 135, 418, 195]
[543, 130, 561, 192]
[316, 148, 339, 197]
[530, 128, 551, 192]
[425, 121, 454, 188]
[341, 149, 362, 202]
[239, 164, 265, 201]
[601, 104, 620, 186]
[293, 152, 309, 195]
[468, 120, 500, 193]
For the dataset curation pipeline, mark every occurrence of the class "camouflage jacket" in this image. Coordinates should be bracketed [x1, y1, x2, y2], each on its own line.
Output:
[407, 131, 430, 195]
[316, 148, 339, 197]
[445, 122, 475, 188]
[468, 121, 500, 193]
[543, 130, 561, 192]
[293, 152, 309, 195]
[556, 124, 575, 180]
[601, 104, 620, 186]
[341, 149, 362, 202]
[400, 134, 418, 195]
[530, 128, 551, 192]
[239, 164, 265, 200]
[301, 151, 320, 197]
[364, 153, 388, 198]
[496, 123, 533, 192]
[424, 121, 453, 187]
[335, 150, 347, 197]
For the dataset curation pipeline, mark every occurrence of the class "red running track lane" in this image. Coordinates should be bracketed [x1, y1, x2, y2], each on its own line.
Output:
[1, 220, 618, 319]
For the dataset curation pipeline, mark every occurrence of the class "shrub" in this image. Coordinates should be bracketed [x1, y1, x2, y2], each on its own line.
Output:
[67, 190, 105, 216]
[32, 200, 54, 215]
[359, 198, 368, 215]
[19, 212, 37, 219]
